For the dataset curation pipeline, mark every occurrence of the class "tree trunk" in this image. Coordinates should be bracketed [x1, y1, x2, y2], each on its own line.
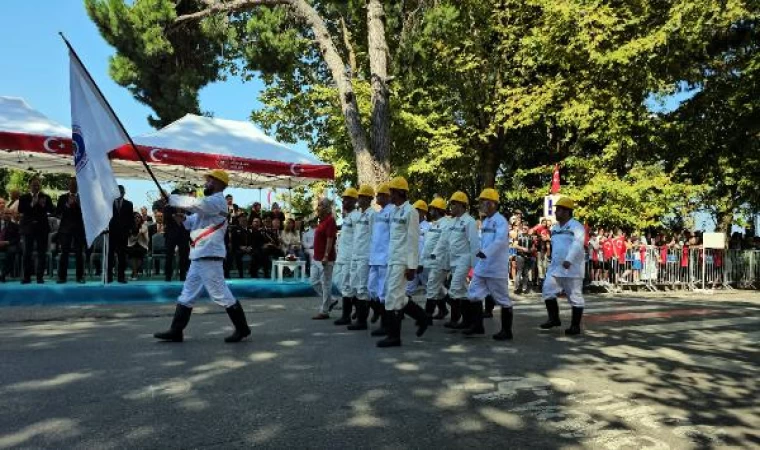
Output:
[367, 0, 392, 186]
[716, 209, 734, 233]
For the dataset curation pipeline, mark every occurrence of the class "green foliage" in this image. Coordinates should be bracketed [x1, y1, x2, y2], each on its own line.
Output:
[0, 169, 71, 201]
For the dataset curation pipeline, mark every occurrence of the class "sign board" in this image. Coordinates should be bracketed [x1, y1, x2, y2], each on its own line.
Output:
[702, 232, 725, 249]
[543, 194, 561, 222]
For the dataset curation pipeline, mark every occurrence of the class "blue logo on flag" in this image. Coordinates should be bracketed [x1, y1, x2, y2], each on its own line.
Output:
[72, 125, 89, 173]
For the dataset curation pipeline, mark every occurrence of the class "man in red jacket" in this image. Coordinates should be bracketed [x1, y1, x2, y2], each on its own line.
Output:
[311, 198, 338, 320]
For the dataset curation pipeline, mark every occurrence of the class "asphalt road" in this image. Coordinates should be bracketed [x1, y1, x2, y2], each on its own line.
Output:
[0, 291, 758, 449]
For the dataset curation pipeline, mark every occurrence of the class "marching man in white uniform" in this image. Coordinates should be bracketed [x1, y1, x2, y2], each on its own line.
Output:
[422, 197, 451, 319]
[465, 188, 513, 340]
[377, 177, 429, 348]
[404, 200, 430, 308]
[333, 187, 359, 326]
[368, 183, 393, 337]
[346, 185, 375, 331]
[154, 170, 251, 343]
[540, 197, 586, 336]
[440, 191, 479, 331]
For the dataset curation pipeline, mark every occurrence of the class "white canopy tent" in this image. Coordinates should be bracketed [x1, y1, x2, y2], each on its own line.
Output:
[0, 96, 334, 188]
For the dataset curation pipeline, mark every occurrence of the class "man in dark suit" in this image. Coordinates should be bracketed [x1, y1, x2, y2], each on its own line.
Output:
[163, 189, 190, 282]
[18, 176, 54, 284]
[108, 185, 133, 283]
[56, 177, 86, 284]
[0, 209, 21, 282]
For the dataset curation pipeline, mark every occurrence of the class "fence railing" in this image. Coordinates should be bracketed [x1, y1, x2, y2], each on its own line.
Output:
[585, 245, 759, 291]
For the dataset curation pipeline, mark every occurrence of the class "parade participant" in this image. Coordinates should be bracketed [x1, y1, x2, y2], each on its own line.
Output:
[376, 177, 428, 348]
[311, 198, 338, 320]
[465, 189, 512, 339]
[404, 200, 430, 304]
[154, 170, 251, 343]
[368, 183, 394, 336]
[347, 185, 375, 331]
[540, 197, 586, 336]
[333, 187, 359, 326]
[440, 191, 479, 330]
[422, 197, 451, 319]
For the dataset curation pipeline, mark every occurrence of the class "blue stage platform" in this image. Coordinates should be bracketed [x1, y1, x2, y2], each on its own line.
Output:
[0, 279, 315, 307]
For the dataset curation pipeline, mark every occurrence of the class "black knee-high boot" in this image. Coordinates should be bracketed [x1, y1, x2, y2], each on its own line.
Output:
[369, 299, 381, 323]
[540, 298, 562, 329]
[453, 300, 473, 330]
[402, 299, 430, 337]
[371, 302, 388, 336]
[154, 304, 193, 342]
[493, 307, 513, 341]
[347, 299, 370, 330]
[463, 301, 485, 336]
[433, 297, 449, 320]
[224, 301, 251, 343]
[376, 310, 402, 348]
[565, 307, 583, 336]
[443, 297, 461, 328]
[334, 297, 353, 325]
[484, 295, 495, 318]
[424, 299, 437, 318]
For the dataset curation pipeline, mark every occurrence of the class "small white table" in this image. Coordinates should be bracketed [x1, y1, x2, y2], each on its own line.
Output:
[271, 260, 307, 282]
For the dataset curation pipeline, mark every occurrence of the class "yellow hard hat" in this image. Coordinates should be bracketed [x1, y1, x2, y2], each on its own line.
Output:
[376, 183, 390, 195]
[413, 200, 428, 212]
[206, 169, 230, 186]
[358, 184, 375, 198]
[342, 187, 359, 199]
[388, 176, 409, 191]
[555, 196, 575, 210]
[449, 191, 469, 205]
[429, 197, 447, 211]
[478, 188, 499, 202]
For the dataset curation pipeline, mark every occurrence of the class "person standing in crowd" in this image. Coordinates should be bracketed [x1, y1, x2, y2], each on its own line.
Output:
[163, 189, 191, 282]
[301, 218, 317, 275]
[248, 217, 267, 277]
[424, 197, 452, 320]
[18, 176, 53, 284]
[368, 183, 394, 336]
[261, 215, 284, 277]
[346, 185, 375, 331]
[441, 191, 479, 330]
[225, 194, 234, 220]
[55, 177, 86, 284]
[0, 209, 21, 282]
[404, 200, 430, 303]
[311, 198, 337, 320]
[513, 222, 534, 294]
[333, 187, 359, 326]
[140, 206, 153, 223]
[270, 202, 286, 230]
[108, 185, 133, 284]
[602, 230, 615, 284]
[127, 212, 150, 280]
[465, 188, 513, 340]
[376, 177, 428, 348]
[536, 226, 552, 288]
[230, 214, 253, 278]
[248, 201, 263, 225]
[540, 197, 586, 336]
[154, 170, 251, 343]
[7, 190, 20, 214]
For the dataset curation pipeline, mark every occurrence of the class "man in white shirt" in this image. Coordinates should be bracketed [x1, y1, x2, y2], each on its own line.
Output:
[424, 197, 452, 320]
[368, 183, 394, 336]
[441, 191, 479, 331]
[540, 197, 586, 336]
[154, 170, 251, 343]
[404, 200, 431, 306]
[376, 177, 428, 348]
[333, 187, 359, 326]
[301, 217, 317, 274]
[346, 185, 376, 331]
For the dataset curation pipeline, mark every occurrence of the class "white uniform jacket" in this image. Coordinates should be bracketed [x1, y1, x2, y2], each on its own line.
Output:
[369, 203, 394, 266]
[473, 212, 510, 278]
[418, 220, 430, 260]
[351, 207, 375, 262]
[447, 213, 479, 270]
[170, 192, 228, 260]
[388, 201, 420, 269]
[548, 218, 587, 278]
[422, 218, 447, 269]
[430, 217, 453, 270]
[336, 209, 358, 264]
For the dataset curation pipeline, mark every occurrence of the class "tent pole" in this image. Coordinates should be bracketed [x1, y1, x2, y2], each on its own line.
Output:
[102, 231, 108, 286]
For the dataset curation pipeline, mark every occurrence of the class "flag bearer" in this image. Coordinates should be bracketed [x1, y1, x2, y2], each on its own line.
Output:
[377, 177, 429, 348]
[465, 188, 513, 340]
[368, 183, 394, 336]
[347, 185, 375, 331]
[441, 191, 479, 330]
[333, 187, 359, 326]
[154, 170, 250, 343]
[540, 197, 586, 336]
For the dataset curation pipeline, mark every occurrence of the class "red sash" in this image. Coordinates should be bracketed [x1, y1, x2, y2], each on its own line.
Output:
[191, 221, 226, 248]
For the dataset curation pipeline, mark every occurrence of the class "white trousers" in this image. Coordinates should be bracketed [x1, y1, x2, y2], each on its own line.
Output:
[468, 275, 511, 307]
[350, 259, 371, 300]
[384, 264, 409, 311]
[448, 264, 470, 299]
[425, 267, 448, 300]
[405, 268, 429, 297]
[310, 260, 335, 313]
[334, 262, 352, 298]
[178, 259, 236, 308]
[368, 265, 388, 302]
[542, 274, 585, 307]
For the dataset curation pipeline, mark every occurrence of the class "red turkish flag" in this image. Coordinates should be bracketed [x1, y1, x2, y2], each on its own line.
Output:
[551, 164, 560, 194]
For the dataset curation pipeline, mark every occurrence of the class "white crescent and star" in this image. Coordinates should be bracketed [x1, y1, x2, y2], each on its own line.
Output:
[149, 148, 163, 162]
[43, 137, 65, 153]
[290, 163, 303, 176]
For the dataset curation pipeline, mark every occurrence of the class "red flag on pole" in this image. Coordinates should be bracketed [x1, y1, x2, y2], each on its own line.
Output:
[551, 164, 561, 194]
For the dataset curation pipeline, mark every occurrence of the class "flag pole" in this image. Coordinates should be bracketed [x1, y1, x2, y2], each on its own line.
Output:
[59, 32, 168, 200]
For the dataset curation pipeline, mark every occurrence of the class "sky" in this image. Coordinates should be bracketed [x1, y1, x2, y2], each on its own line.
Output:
[0, 0, 309, 211]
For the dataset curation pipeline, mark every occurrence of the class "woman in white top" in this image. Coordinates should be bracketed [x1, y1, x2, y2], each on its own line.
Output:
[281, 218, 303, 257]
[127, 212, 150, 280]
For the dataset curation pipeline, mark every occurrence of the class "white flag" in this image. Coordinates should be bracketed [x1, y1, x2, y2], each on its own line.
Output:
[69, 50, 125, 246]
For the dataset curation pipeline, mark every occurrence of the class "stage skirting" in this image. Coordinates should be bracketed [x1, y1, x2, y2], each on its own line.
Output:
[0, 279, 316, 307]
